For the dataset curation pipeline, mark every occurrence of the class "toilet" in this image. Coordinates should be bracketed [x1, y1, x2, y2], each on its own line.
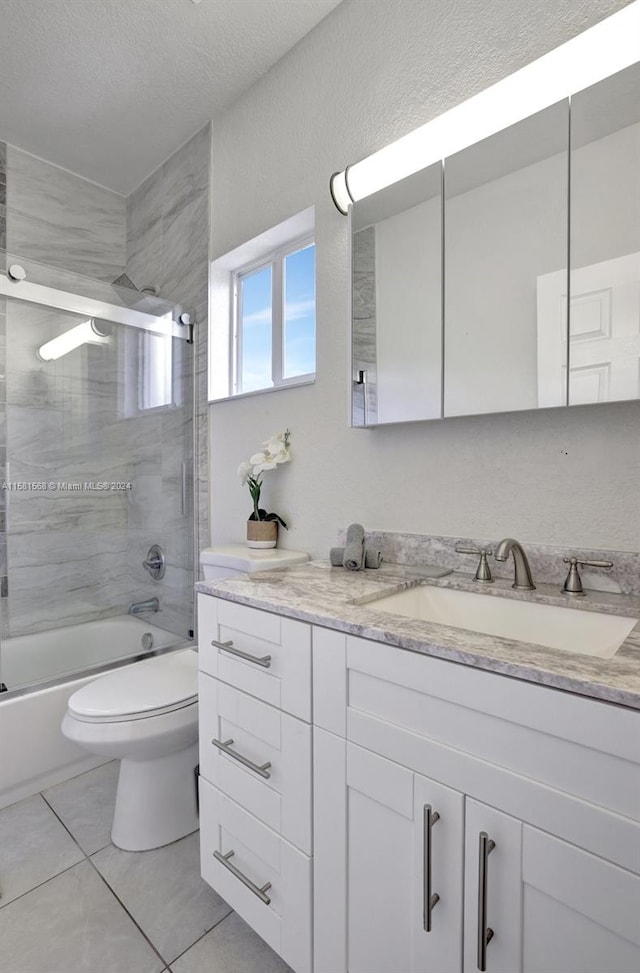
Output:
[62, 648, 200, 851]
[61, 545, 308, 852]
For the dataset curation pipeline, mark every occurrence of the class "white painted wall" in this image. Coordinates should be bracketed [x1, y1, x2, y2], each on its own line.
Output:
[209, 0, 639, 555]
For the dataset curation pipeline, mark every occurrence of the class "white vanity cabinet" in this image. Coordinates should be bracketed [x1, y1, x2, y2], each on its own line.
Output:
[314, 629, 640, 973]
[197, 591, 640, 973]
[197, 594, 313, 973]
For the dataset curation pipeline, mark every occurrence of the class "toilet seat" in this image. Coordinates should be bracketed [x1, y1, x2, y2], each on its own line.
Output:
[68, 648, 198, 723]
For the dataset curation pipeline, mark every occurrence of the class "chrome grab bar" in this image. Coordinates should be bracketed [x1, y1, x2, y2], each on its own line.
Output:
[213, 850, 272, 905]
[211, 738, 271, 779]
[211, 638, 272, 669]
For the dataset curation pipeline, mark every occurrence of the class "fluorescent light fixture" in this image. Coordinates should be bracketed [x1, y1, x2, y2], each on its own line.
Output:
[37, 319, 110, 361]
[330, 1, 640, 212]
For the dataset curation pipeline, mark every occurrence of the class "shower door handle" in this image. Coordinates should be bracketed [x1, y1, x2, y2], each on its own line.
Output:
[180, 462, 188, 517]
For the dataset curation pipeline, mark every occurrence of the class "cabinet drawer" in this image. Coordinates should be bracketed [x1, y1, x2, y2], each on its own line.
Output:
[199, 777, 312, 973]
[199, 672, 312, 854]
[198, 594, 311, 721]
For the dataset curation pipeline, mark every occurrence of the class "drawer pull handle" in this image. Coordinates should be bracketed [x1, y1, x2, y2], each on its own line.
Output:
[212, 639, 272, 669]
[213, 849, 272, 905]
[211, 738, 272, 779]
[423, 804, 440, 931]
[477, 831, 495, 971]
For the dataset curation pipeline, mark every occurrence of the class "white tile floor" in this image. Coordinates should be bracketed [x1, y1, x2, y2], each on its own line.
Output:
[0, 762, 293, 973]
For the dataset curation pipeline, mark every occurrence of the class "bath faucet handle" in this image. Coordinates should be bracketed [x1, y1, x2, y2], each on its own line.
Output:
[562, 557, 613, 596]
[455, 546, 494, 584]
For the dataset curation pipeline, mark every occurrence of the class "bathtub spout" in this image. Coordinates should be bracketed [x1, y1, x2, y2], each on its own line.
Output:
[128, 598, 160, 615]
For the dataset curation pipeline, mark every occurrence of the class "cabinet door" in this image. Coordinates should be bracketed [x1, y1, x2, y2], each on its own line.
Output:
[347, 742, 464, 973]
[521, 826, 640, 973]
[463, 800, 522, 973]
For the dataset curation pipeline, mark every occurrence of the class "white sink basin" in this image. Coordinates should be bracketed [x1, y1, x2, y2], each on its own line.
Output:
[370, 585, 637, 659]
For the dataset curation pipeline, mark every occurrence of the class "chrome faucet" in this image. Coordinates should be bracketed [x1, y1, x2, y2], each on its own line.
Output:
[128, 597, 160, 615]
[494, 538, 536, 590]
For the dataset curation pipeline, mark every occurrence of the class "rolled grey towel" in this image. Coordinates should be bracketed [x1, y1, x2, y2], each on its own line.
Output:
[344, 523, 365, 571]
[365, 549, 383, 569]
[330, 546, 383, 569]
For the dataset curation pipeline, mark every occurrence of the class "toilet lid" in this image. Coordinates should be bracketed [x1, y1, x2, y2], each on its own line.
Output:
[68, 648, 198, 721]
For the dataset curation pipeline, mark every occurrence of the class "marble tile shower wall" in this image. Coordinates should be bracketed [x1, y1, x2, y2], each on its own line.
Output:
[125, 124, 210, 619]
[2, 144, 130, 636]
[0, 133, 210, 642]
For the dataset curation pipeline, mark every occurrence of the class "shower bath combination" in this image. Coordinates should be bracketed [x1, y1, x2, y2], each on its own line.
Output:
[0, 256, 199, 809]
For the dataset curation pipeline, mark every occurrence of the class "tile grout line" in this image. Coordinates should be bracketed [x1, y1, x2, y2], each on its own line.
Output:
[0, 857, 84, 912]
[40, 791, 170, 969]
[166, 905, 235, 967]
[34, 788, 230, 970]
[85, 854, 171, 970]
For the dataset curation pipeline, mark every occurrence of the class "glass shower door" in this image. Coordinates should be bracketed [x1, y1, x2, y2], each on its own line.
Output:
[0, 259, 196, 693]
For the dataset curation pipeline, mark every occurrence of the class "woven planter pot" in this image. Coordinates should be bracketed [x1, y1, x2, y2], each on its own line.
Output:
[246, 519, 278, 549]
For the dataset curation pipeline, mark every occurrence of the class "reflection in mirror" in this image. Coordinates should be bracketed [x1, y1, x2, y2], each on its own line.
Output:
[444, 101, 569, 417]
[351, 163, 442, 425]
[567, 62, 640, 406]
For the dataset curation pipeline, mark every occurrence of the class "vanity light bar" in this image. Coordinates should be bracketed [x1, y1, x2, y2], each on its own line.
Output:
[329, 1, 640, 213]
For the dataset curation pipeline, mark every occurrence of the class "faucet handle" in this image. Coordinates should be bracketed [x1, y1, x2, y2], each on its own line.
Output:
[455, 546, 494, 583]
[561, 557, 613, 596]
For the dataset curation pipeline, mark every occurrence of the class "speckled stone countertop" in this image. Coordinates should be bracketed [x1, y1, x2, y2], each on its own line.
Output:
[196, 561, 640, 710]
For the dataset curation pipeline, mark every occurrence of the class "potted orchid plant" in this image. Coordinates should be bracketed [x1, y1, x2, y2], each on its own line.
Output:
[237, 429, 291, 548]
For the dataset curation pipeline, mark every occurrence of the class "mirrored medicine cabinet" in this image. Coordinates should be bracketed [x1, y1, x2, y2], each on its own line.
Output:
[351, 60, 640, 426]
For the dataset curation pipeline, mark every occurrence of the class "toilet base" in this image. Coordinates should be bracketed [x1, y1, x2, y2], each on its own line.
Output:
[111, 742, 199, 851]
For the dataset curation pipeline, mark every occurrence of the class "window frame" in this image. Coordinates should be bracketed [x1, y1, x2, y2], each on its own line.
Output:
[231, 232, 316, 396]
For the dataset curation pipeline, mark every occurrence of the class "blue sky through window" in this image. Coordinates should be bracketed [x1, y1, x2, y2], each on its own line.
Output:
[284, 244, 316, 378]
[240, 265, 272, 392]
[239, 244, 315, 392]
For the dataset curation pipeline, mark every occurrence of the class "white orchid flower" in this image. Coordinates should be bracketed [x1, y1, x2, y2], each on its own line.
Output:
[253, 459, 277, 473]
[266, 441, 290, 462]
[239, 429, 292, 526]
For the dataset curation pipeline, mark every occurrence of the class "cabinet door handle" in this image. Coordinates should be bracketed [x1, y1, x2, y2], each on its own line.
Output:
[213, 849, 272, 905]
[211, 737, 272, 779]
[212, 638, 272, 669]
[423, 804, 440, 931]
[477, 831, 495, 971]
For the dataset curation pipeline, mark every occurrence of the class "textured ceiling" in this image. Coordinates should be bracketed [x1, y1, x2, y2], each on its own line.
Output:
[0, 0, 343, 194]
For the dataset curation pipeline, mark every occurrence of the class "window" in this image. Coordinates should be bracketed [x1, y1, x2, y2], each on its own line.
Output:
[122, 329, 182, 417]
[209, 207, 316, 402]
[139, 331, 173, 410]
[234, 238, 316, 395]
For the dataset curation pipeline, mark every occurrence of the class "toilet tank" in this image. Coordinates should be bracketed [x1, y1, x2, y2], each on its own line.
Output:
[200, 545, 309, 580]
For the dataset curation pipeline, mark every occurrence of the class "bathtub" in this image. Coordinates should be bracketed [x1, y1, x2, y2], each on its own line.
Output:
[0, 615, 193, 809]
